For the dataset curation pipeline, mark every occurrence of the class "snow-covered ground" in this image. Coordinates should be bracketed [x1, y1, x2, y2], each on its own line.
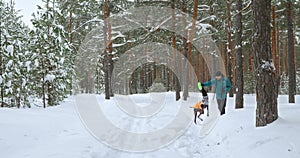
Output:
[0, 93, 300, 158]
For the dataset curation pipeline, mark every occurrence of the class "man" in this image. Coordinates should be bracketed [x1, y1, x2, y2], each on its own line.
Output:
[201, 71, 232, 115]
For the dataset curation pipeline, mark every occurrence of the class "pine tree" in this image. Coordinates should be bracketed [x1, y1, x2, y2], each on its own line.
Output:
[287, 0, 296, 103]
[0, 0, 4, 107]
[103, 0, 111, 99]
[0, 0, 32, 108]
[234, 0, 244, 109]
[31, 0, 72, 107]
[57, 0, 103, 94]
[252, 0, 279, 127]
[182, 0, 189, 101]
[172, 0, 181, 101]
[227, 0, 234, 98]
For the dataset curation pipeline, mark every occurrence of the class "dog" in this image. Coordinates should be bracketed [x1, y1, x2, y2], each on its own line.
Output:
[193, 88, 209, 124]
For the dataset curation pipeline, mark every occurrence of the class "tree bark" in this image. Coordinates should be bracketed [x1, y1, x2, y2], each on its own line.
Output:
[43, 0, 50, 108]
[108, 5, 114, 97]
[172, 0, 180, 101]
[223, 43, 228, 78]
[41, 53, 46, 108]
[271, 6, 278, 77]
[182, 0, 189, 101]
[69, 5, 73, 95]
[252, 0, 278, 127]
[103, 0, 110, 99]
[235, 0, 244, 109]
[148, 64, 152, 88]
[285, 39, 288, 74]
[249, 47, 253, 72]
[287, 0, 296, 103]
[276, 28, 281, 76]
[227, 0, 234, 97]
[188, 0, 198, 90]
[210, 0, 216, 75]
[47, 0, 55, 106]
[0, 16, 3, 107]
[143, 64, 147, 93]
[166, 61, 170, 92]
[188, 0, 199, 64]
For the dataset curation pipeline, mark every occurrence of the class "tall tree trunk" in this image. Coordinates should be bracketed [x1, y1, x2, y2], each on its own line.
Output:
[69, 5, 73, 95]
[271, 6, 279, 77]
[48, 0, 56, 106]
[188, 0, 198, 72]
[209, 0, 215, 33]
[235, 0, 244, 109]
[285, 39, 288, 74]
[166, 61, 170, 91]
[276, 28, 281, 76]
[182, 0, 189, 101]
[153, 63, 157, 82]
[108, 4, 114, 97]
[189, 0, 199, 91]
[143, 65, 147, 92]
[196, 53, 201, 81]
[0, 17, 3, 107]
[43, 0, 50, 108]
[252, 0, 278, 127]
[143, 64, 147, 93]
[172, 0, 180, 101]
[227, 0, 234, 97]
[148, 64, 152, 88]
[103, 0, 110, 99]
[223, 42, 228, 77]
[210, 0, 216, 75]
[249, 47, 253, 72]
[287, 0, 296, 103]
[42, 53, 46, 108]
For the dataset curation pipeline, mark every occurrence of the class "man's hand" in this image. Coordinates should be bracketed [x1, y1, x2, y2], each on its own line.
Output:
[198, 82, 204, 90]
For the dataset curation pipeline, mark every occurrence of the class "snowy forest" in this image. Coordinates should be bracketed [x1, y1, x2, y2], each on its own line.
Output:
[0, 0, 300, 120]
[1, 0, 300, 157]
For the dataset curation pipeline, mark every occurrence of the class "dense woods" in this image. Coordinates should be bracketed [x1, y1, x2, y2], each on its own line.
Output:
[0, 0, 299, 126]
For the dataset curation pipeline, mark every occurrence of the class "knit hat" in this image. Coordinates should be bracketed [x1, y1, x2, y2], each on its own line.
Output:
[216, 71, 223, 77]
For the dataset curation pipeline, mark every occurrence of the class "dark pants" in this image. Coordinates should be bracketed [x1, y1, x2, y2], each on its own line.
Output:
[217, 99, 227, 115]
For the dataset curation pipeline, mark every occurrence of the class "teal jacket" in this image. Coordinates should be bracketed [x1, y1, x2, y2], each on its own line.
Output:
[203, 77, 232, 99]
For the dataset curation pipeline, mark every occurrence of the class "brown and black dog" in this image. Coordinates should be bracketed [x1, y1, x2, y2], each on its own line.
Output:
[193, 88, 209, 124]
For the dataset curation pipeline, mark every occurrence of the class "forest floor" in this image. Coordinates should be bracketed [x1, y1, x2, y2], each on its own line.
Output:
[0, 93, 300, 158]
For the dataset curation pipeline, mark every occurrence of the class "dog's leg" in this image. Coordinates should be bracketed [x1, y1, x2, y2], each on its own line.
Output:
[198, 110, 204, 121]
[194, 109, 197, 124]
[200, 109, 204, 115]
[207, 106, 209, 117]
[198, 112, 201, 118]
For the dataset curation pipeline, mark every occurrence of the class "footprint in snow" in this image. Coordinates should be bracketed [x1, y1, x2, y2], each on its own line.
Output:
[250, 137, 280, 149]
